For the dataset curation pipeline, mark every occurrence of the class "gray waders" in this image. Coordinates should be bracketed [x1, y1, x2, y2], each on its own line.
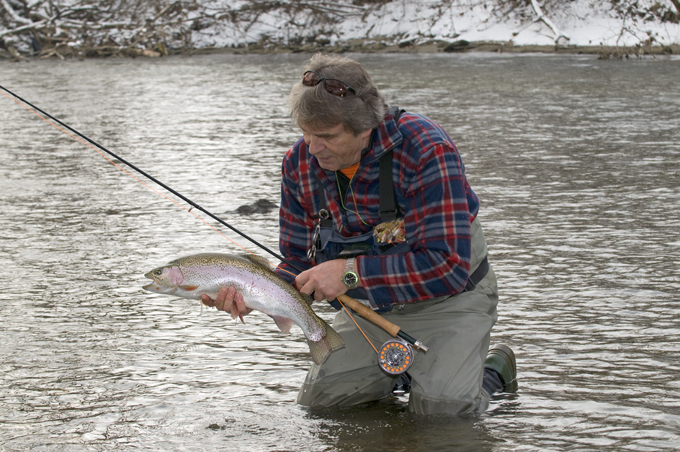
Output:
[297, 217, 499, 415]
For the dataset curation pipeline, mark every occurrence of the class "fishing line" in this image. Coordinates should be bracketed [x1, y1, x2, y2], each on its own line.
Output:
[0, 84, 303, 275]
[336, 297, 379, 354]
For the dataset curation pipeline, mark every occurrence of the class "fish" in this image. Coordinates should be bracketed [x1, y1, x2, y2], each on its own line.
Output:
[142, 252, 345, 365]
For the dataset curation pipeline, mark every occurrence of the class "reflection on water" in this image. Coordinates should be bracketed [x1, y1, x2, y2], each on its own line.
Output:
[1, 53, 679, 451]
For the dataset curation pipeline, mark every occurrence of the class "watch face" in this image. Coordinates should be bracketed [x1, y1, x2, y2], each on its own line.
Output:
[343, 272, 358, 287]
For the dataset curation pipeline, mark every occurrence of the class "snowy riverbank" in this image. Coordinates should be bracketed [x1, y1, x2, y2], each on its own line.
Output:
[192, 0, 680, 49]
[1, 0, 679, 59]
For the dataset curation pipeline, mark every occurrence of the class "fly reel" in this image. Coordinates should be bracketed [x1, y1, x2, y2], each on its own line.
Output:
[378, 339, 414, 375]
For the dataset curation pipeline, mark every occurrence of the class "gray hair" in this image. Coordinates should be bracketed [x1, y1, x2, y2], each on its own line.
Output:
[288, 53, 388, 136]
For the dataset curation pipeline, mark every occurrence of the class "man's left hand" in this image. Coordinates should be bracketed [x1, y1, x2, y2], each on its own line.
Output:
[295, 259, 359, 302]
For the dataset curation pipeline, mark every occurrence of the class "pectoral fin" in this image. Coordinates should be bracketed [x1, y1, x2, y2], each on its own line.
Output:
[271, 315, 294, 334]
[180, 285, 199, 291]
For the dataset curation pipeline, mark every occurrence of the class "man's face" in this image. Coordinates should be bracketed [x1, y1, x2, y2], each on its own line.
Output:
[301, 123, 372, 172]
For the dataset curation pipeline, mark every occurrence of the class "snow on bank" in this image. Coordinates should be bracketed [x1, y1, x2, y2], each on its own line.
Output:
[192, 0, 680, 49]
[1, 0, 679, 56]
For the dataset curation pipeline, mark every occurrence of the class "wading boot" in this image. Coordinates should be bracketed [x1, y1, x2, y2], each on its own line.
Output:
[484, 344, 518, 393]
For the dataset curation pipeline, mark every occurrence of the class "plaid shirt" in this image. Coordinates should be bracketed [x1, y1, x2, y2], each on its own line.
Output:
[277, 111, 480, 308]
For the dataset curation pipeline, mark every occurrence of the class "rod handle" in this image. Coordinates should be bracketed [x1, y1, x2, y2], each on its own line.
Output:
[337, 294, 401, 337]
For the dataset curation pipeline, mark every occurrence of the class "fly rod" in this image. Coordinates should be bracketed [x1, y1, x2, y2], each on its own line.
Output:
[0, 83, 298, 271]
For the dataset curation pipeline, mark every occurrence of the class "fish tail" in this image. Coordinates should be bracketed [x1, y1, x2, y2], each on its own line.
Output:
[308, 322, 345, 365]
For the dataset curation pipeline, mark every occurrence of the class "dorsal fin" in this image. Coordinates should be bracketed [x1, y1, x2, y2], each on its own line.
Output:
[242, 253, 276, 273]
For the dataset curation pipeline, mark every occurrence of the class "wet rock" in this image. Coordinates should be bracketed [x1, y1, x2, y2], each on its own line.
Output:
[443, 40, 470, 52]
[234, 199, 278, 215]
[398, 38, 417, 48]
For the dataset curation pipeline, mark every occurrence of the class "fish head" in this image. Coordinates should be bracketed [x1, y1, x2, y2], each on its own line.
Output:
[142, 264, 184, 294]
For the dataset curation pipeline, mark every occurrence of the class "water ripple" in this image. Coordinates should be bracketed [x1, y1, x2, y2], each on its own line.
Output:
[1, 53, 678, 451]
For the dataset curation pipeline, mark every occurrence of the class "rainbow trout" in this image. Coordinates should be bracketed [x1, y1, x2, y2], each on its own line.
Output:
[142, 253, 344, 365]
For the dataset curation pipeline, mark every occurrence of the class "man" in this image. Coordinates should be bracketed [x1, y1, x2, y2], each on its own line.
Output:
[203, 53, 516, 415]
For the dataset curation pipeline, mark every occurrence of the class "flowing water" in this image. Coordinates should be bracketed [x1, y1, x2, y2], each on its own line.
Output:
[1, 52, 678, 451]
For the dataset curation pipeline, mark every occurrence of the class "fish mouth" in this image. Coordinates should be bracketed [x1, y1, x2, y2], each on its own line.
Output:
[143, 272, 159, 291]
[142, 272, 166, 292]
[142, 282, 158, 291]
[142, 280, 178, 294]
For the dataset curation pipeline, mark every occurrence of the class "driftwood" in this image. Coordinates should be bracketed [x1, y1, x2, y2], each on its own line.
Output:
[0, 0, 372, 58]
[0, 0, 197, 58]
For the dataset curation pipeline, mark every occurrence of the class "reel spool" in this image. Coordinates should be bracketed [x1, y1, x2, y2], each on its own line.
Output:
[378, 339, 414, 375]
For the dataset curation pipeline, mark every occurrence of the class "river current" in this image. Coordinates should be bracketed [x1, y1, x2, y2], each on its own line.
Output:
[1, 52, 679, 451]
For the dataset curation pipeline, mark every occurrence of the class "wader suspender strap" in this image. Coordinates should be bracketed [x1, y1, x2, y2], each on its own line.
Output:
[379, 106, 405, 222]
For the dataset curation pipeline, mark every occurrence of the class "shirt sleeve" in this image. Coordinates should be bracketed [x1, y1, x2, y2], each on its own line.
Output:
[357, 141, 474, 305]
[275, 146, 315, 284]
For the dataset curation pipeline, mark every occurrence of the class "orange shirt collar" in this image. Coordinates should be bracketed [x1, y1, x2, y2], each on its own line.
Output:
[339, 162, 360, 180]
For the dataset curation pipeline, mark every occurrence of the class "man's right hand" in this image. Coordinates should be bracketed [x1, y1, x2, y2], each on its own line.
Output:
[201, 286, 252, 322]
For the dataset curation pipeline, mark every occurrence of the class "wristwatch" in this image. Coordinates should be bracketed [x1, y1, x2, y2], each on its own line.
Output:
[342, 258, 359, 289]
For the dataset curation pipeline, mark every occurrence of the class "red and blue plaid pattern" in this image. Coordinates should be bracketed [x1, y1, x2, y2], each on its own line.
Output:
[277, 111, 480, 308]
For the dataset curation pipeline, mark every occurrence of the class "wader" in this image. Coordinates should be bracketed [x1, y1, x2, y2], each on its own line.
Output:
[297, 143, 499, 414]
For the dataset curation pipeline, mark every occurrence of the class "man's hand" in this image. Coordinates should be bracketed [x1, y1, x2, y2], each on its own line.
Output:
[295, 259, 360, 302]
[201, 286, 252, 322]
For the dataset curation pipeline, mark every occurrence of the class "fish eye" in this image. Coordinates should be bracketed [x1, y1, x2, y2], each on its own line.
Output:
[152, 269, 162, 276]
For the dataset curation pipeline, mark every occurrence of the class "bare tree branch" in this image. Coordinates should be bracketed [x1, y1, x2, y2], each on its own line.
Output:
[0, 18, 46, 37]
[670, 0, 680, 14]
[1, 0, 33, 25]
[530, 0, 570, 42]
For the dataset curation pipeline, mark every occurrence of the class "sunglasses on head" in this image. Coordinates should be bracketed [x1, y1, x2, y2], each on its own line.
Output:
[302, 71, 358, 98]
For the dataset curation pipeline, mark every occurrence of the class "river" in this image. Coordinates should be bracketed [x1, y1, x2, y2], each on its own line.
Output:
[1, 52, 679, 451]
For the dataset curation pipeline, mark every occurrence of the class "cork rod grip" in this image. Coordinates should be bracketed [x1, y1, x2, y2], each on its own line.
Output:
[337, 294, 401, 337]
